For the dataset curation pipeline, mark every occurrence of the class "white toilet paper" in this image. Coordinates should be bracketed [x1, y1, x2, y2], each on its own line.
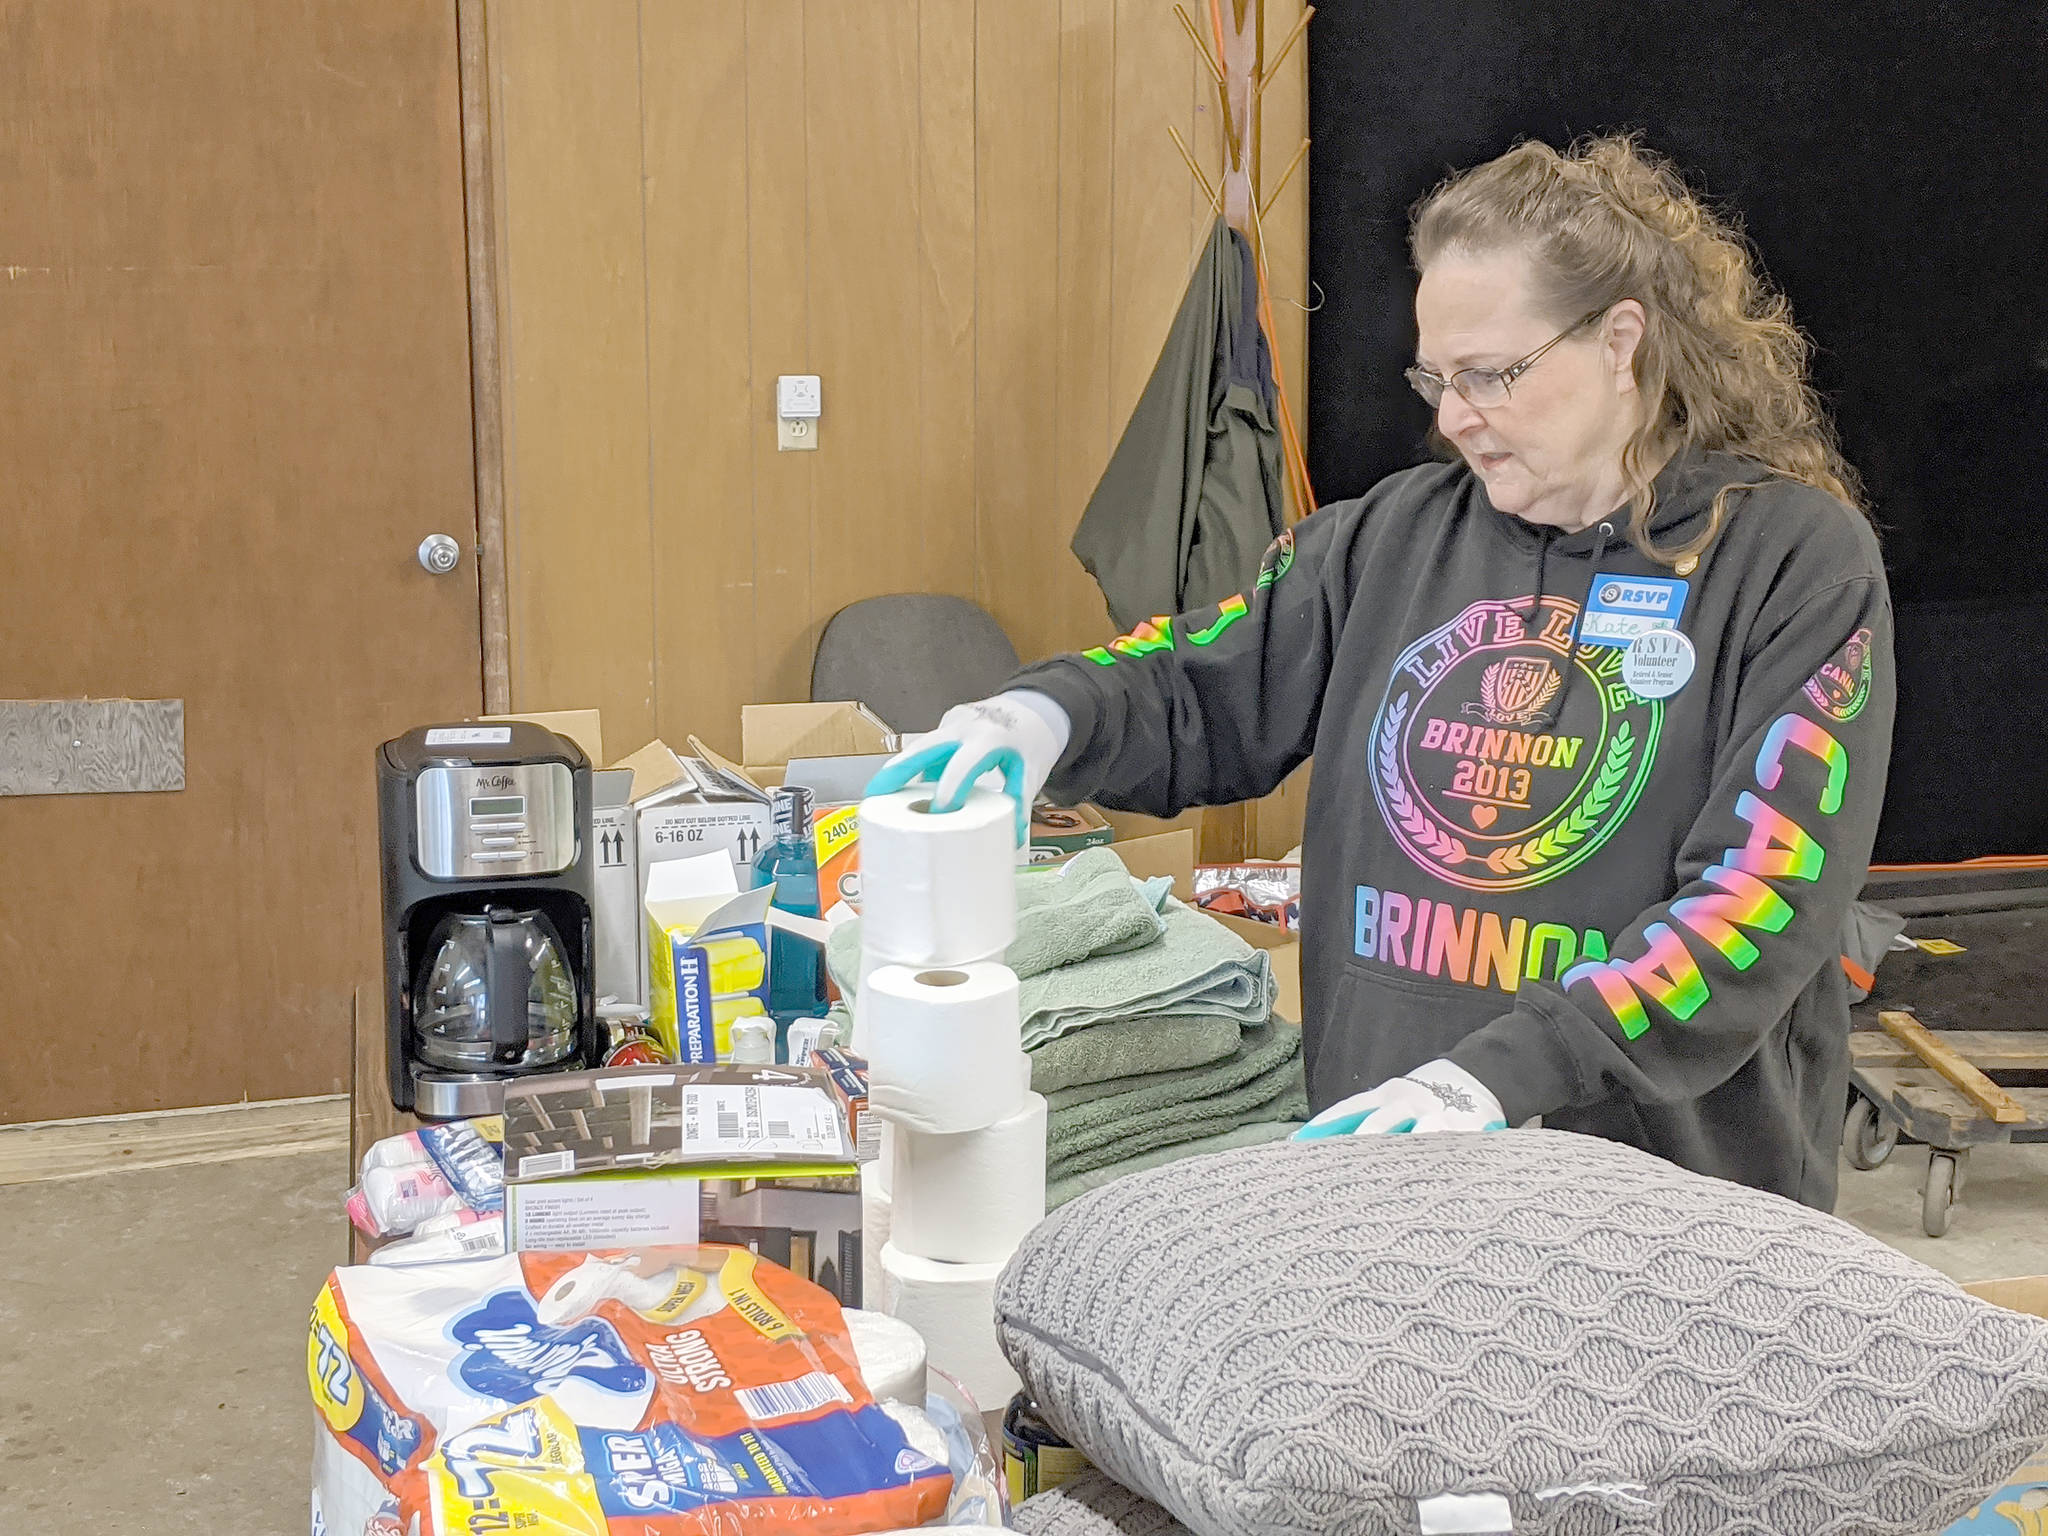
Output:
[859, 787, 1017, 968]
[881, 1242, 1020, 1412]
[893, 1093, 1047, 1265]
[861, 1158, 894, 1312]
[863, 962, 1027, 1134]
[845, 1307, 929, 1406]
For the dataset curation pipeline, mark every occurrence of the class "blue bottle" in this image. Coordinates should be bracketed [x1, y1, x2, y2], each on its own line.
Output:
[753, 785, 825, 1028]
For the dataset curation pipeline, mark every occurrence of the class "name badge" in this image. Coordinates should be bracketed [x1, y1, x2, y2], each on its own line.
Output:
[1623, 629, 1697, 700]
[1579, 572, 1689, 648]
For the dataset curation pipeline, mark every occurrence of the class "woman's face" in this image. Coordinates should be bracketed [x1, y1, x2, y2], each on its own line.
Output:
[1414, 248, 1644, 530]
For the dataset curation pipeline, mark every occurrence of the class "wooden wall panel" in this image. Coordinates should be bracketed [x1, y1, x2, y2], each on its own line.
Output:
[973, 0, 1066, 666]
[918, 0, 981, 604]
[491, 0, 655, 749]
[808, 2, 926, 646]
[742, 1, 815, 727]
[489, 0, 1309, 759]
[643, 3, 755, 758]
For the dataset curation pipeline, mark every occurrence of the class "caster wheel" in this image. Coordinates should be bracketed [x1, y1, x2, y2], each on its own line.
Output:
[1844, 1096, 1898, 1170]
[1923, 1153, 1958, 1238]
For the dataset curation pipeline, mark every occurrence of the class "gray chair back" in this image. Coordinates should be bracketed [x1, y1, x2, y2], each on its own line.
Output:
[811, 594, 1022, 734]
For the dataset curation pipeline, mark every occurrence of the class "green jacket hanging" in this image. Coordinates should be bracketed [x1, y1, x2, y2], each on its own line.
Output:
[1071, 217, 1286, 632]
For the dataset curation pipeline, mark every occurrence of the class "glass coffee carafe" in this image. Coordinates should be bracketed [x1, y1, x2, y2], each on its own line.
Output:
[413, 906, 578, 1074]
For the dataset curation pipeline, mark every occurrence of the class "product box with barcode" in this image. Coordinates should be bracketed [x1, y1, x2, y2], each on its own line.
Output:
[500, 1062, 853, 1176]
[644, 855, 776, 1062]
[808, 1047, 876, 1166]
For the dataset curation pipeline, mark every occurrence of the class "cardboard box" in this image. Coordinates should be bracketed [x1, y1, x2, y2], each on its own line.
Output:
[500, 1062, 854, 1175]
[622, 741, 773, 888]
[589, 766, 642, 1005]
[644, 856, 776, 1062]
[1026, 801, 1116, 864]
[506, 1167, 701, 1251]
[809, 1046, 875, 1165]
[740, 701, 896, 786]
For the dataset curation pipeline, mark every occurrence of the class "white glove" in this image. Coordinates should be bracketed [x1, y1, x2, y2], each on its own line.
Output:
[864, 691, 1070, 844]
[1292, 1058, 1507, 1140]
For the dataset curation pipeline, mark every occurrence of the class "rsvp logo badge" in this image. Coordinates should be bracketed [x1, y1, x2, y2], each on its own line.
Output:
[1579, 572, 1689, 647]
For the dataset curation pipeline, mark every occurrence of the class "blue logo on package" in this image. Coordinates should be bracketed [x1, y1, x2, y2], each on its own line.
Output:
[450, 1291, 651, 1403]
[584, 1405, 939, 1519]
[1579, 572, 1688, 647]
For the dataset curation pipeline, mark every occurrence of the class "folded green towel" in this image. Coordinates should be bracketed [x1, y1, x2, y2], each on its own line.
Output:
[1045, 1022, 1308, 1181]
[825, 845, 1168, 987]
[1046, 1120, 1304, 1209]
[1017, 899, 1273, 1050]
[1028, 1013, 1243, 1096]
[1009, 847, 1171, 976]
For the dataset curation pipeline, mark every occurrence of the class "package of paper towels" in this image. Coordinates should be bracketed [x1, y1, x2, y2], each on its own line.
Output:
[865, 962, 1027, 1133]
[882, 1242, 1020, 1412]
[894, 1093, 1047, 1265]
[846, 1306, 929, 1406]
[859, 787, 1017, 968]
[862, 1158, 893, 1315]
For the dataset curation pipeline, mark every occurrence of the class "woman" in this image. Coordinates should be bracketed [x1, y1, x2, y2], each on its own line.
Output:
[871, 136, 1892, 1210]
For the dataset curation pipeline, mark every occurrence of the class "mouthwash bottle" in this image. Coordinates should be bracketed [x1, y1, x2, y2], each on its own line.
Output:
[753, 785, 825, 1031]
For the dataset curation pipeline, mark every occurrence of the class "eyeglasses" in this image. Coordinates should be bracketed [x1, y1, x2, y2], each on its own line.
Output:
[1404, 306, 1612, 409]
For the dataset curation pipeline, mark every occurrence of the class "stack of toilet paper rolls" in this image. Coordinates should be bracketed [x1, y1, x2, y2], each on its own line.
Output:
[857, 786, 1047, 1411]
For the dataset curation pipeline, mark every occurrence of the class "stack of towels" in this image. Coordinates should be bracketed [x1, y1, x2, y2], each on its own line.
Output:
[827, 847, 1307, 1207]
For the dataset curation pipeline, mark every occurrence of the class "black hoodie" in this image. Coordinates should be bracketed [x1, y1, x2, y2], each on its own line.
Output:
[1014, 448, 1894, 1209]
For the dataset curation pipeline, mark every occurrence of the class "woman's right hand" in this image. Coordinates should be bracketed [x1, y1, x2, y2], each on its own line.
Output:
[862, 691, 1071, 845]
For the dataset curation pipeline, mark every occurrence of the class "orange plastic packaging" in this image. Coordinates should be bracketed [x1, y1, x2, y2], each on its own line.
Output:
[310, 1245, 952, 1535]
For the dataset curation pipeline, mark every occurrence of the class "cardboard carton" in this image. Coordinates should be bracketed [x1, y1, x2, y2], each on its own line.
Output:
[1026, 801, 1116, 864]
[740, 701, 897, 788]
[481, 709, 605, 766]
[589, 766, 641, 1004]
[644, 855, 776, 1062]
[701, 1169, 864, 1307]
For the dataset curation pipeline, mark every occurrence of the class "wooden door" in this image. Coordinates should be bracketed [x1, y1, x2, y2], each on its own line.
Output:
[0, 2, 484, 1120]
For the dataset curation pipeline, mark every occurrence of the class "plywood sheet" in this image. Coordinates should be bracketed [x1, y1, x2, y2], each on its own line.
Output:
[0, 699, 185, 796]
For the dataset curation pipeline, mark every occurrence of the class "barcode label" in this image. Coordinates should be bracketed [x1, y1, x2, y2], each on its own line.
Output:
[677, 1084, 850, 1158]
[456, 1226, 504, 1255]
[733, 1371, 851, 1423]
[517, 1151, 576, 1179]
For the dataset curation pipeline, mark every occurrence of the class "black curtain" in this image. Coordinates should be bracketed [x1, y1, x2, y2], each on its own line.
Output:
[1307, 1, 2048, 863]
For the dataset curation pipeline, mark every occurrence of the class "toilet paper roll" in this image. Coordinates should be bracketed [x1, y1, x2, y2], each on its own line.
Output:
[845, 1308, 929, 1406]
[864, 962, 1026, 1134]
[861, 1159, 893, 1312]
[859, 787, 1017, 969]
[893, 1093, 1047, 1265]
[881, 1242, 1020, 1412]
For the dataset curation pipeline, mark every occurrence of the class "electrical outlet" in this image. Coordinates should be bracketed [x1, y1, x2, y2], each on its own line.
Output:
[777, 416, 818, 452]
[776, 374, 822, 419]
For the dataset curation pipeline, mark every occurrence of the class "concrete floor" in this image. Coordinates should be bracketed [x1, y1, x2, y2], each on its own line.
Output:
[0, 1140, 2042, 1534]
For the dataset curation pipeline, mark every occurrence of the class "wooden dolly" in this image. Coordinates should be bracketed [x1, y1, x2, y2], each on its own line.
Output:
[1846, 1011, 2048, 1237]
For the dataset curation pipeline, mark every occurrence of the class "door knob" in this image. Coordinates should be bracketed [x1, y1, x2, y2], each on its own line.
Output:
[417, 533, 462, 575]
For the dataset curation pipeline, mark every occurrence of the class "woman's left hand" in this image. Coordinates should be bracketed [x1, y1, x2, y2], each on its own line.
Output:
[1293, 1059, 1507, 1139]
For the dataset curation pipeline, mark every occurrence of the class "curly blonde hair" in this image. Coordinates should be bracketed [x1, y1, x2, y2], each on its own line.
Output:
[1410, 134, 1866, 563]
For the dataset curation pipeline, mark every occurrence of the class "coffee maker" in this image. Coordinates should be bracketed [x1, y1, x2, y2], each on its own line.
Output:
[378, 722, 601, 1117]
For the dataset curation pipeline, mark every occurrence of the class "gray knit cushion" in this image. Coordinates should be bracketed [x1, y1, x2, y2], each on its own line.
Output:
[994, 1130, 2048, 1536]
[1015, 1472, 1195, 1536]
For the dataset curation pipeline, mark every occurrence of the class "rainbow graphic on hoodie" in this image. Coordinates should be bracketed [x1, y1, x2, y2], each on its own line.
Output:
[1084, 595, 1250, 665]
[1563, 710, 1846, 1039]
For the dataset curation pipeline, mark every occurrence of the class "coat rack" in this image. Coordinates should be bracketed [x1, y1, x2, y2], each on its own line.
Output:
[1168, 0, 1318, 520]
